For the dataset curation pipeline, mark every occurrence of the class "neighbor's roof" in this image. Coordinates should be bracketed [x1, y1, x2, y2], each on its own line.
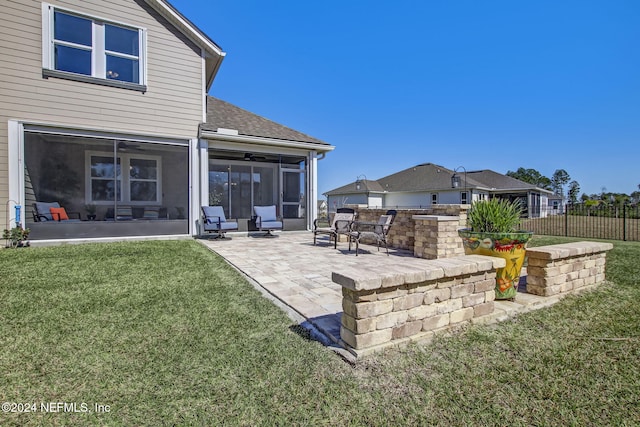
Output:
[323, 179, 386, 196]
[201, 97, 334, 151]
[324, 163, 552, 196]
[464, 170, 551, 193]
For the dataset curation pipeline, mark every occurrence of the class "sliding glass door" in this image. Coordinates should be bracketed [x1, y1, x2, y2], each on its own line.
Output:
[208, 152, 307, 231]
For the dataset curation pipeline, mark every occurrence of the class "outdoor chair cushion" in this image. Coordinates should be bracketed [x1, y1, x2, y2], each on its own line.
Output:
[202, 206, 238, 233]
[253, 205, 277, 222]
[253, 205, 283, 231]
[202, 205, 227, 223]
[143, 207, 160, 219]
[34, 201, 61, 221]
[116, 206, 133, 220]
[49, 207, 69, 221]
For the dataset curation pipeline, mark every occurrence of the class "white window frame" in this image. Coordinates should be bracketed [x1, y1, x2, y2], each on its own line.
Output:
[42, 3, 147, 90]
[85, 151, 162, 205]
[431, 193, 438, 205]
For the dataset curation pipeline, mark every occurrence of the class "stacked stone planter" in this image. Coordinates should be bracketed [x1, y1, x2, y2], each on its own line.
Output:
[526, 242, 613, 296]
[332, 255, 505, 357]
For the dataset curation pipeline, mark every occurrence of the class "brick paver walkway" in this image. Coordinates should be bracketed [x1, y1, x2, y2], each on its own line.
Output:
[198, 232, 560, 350]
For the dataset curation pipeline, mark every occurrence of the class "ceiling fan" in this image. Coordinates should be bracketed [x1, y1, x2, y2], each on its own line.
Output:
[243, 152, 267, 161]
[117, 141, 144, 151]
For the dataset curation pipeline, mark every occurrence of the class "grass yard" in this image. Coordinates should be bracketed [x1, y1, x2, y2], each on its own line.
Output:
[1, 237, 639, 426]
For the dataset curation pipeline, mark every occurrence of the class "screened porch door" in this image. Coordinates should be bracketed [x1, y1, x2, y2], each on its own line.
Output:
[280, 168, 306, 228]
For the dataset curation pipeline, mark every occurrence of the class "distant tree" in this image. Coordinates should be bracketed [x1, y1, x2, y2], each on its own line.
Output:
[614, 193, 630, 206]
[599, 187, 609, 202]
[580, 193, 590, 202]
[506, 167, 552, 190]
[631, 191, 640, 204]
[551, 169, 571, 196]
[568, 181, 580, 204]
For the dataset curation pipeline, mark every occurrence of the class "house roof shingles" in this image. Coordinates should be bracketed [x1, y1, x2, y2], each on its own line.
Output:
[325, 163, 551, 196]
[201, 97, 330, 146]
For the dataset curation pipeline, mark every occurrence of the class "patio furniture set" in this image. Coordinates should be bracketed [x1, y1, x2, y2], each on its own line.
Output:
[200, 204, 396, 255]
[313, 209, 397, 256]
[32, 202, 170, 222]
[201, 205, 283, 238]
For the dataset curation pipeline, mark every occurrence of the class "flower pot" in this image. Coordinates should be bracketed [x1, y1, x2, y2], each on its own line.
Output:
[458, 229, 533, 300]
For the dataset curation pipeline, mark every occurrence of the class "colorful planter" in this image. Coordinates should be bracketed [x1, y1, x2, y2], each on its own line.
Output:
[458, 229, 533, 300]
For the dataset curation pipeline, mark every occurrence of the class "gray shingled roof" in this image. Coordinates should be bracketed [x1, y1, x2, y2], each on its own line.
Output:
[324, 179, 386, 195]
[201, 97, 329, 145]
[325, 163, 551, 196]
[464, 170, 543, 191]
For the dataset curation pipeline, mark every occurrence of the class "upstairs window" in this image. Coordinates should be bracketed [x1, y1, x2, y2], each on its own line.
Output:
[43, 4, 146, 88]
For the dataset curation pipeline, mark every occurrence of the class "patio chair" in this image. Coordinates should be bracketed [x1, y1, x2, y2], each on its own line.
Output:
[313, 211, 355, 248]
[348, 214, 394, 256]
[32, 201, 81, 222]
[201, 206, 239, 239]
[253, 205, 283, 236]
[385, 209, 398, 224]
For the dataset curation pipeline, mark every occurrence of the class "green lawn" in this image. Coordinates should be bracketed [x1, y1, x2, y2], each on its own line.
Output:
[1, 237, 639, 426]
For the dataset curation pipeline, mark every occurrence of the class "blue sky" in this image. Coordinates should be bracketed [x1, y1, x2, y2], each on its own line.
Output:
[170, 0, 640, 197]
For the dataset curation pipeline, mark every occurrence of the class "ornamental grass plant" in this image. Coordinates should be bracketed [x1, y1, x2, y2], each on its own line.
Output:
[466, 198, 524, 233]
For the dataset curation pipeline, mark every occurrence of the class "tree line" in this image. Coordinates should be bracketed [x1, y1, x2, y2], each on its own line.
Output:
[505, 167, 640, 206]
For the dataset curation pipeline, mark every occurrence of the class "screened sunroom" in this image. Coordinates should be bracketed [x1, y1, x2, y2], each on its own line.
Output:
[23, 128, 191, 240]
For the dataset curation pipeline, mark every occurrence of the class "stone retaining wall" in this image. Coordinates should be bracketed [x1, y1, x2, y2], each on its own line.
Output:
[332, 255, 505, 356]
[526, 242, 613, 296]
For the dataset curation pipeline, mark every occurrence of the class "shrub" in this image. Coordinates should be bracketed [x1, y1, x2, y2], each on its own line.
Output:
[2, 226, 30, 248]
[466, 198, 523, 233]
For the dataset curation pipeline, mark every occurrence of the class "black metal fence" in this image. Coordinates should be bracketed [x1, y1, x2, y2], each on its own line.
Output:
[520, 204, 640, 242]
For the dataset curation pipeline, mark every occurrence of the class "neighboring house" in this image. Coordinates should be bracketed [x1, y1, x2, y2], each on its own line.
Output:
[325, 163, 553, 218]
[317, 200, 328, 218]
[547, 193, 565, 215]
[1, 0, 333, 241]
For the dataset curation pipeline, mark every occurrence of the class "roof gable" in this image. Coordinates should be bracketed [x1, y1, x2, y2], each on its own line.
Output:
[145, 0, 225, 89]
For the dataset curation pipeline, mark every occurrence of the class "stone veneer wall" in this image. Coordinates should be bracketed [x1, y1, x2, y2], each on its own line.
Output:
[333, 255, 505, 356]
[350, 205, 470, 254]
[526, 242, 613, 296]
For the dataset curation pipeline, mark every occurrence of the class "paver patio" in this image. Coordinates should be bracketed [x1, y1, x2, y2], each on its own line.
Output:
[198, 232, 565, 353]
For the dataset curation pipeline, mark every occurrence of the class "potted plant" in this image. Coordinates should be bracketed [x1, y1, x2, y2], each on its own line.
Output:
[85, 204, 97, 221]
[458, 198, 533, 300]
[3, 225, 30, 248]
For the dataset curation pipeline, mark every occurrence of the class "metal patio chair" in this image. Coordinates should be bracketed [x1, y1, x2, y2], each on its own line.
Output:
[313, 211, 355, 248]
[348, 214, 394, 256]
[201, 206, 239, 238]
[253, 205, 283, 236]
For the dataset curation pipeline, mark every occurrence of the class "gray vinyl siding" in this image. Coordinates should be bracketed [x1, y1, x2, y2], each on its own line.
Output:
[0, 0, 206, 226]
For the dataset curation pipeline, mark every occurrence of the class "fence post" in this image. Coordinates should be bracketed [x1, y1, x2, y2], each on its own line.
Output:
[565, 204, 569, 237]
[623, 204, 627, 241]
